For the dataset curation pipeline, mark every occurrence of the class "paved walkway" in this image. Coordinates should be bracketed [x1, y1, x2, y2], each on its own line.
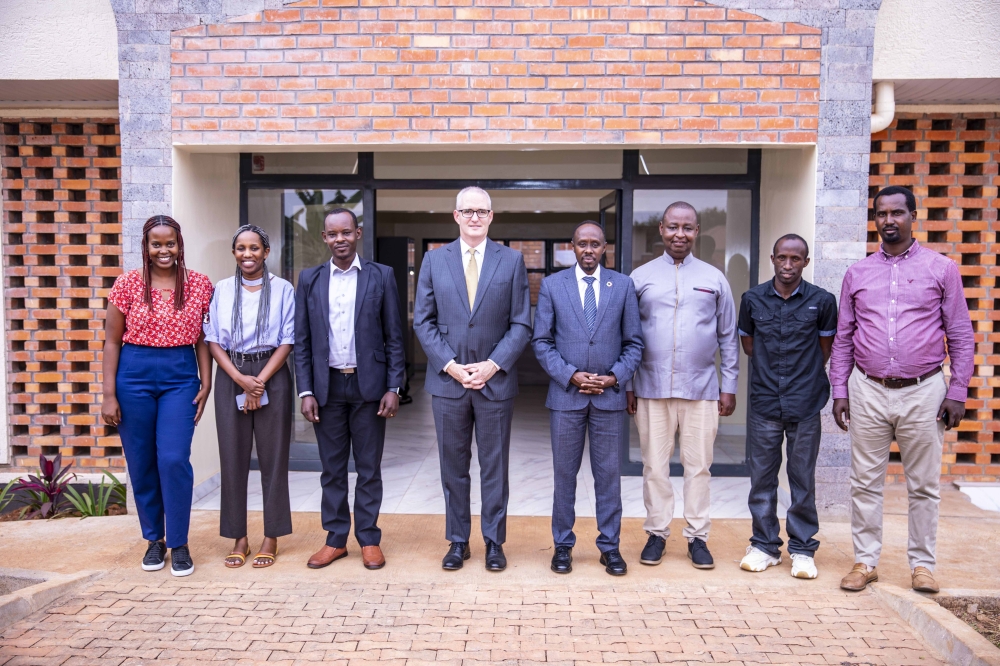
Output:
[1, 577, 943, 666]
[2, 486, 998, 665]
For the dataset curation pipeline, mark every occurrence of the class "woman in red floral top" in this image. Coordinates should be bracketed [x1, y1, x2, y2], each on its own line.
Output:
[101, 215, 213, 577]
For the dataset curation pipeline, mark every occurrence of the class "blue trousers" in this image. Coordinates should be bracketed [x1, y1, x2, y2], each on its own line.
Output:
[116, 344, 200, 548]
[746, 411, 822, 557]
[550, 404, 624, 553]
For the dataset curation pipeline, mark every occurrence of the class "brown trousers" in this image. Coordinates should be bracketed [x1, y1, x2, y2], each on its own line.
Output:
[214, 356, 293, 539]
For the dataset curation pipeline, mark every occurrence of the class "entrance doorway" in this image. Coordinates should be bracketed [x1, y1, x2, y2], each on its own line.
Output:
[241, 149, 760, 476]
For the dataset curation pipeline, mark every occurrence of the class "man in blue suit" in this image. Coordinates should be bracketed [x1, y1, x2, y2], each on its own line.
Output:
[532, 222, 644, 576]
[414, 187, 532, 572]
[295, 208, 406, 571]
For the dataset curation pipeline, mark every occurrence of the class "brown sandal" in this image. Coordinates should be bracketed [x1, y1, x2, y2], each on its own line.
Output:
[225, 547, 251, 568]
[252, 545, 278, 568]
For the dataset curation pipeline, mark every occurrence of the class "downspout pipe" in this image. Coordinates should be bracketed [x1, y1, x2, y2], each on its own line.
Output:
[871, 81, 895, 134]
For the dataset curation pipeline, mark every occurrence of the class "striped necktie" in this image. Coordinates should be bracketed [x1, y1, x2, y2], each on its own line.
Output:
[583, 276, 597, 332]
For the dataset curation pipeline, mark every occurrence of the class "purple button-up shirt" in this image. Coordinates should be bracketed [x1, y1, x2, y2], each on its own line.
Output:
[829, 240, 974, 403]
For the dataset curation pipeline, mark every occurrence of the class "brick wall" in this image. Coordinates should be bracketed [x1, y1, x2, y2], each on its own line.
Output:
[170, 0, 821, 146]
[0, 119, 124, 473]
[869, 112, 1000, 482]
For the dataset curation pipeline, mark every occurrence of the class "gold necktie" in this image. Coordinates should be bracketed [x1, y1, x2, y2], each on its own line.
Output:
[465, 248, 478, 309]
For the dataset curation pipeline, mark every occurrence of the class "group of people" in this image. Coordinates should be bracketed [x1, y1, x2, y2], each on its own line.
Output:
[100, 184, 973, 595]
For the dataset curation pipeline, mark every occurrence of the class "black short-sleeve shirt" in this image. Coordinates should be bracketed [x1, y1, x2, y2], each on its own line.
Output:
[738, 279, 838, 422]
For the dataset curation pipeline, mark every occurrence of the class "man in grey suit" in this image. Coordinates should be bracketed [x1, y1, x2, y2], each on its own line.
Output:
[532, 222, 643, 576]
[413, 186, 532, 572]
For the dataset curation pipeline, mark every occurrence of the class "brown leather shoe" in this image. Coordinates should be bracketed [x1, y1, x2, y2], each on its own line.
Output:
[362, 545, 386, 570]
[307, 545, 347, 569]
[912, 566, 939, 593]
[840, 563, 878, 591]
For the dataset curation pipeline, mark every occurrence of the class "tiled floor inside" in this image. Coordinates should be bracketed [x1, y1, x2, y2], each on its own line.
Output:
[195, 377, 768, 519]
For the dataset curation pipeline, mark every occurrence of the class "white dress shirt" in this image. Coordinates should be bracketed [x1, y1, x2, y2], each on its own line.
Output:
[574, 263, 601, 310]
[328, 254, 361, 369]
[443, 236, 499, 374]
[460, 237, 485, 279]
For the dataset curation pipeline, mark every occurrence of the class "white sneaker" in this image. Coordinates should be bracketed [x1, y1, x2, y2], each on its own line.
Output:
[740, 546, 781, 572]
[790, 553, 818, 579]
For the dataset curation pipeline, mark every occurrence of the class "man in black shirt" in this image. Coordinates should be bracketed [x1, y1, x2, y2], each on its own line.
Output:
[737, 234, 837, 579]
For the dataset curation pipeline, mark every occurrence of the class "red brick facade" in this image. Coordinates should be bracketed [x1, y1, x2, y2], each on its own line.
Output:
[170, 0, 820, 146]
[0, 119, 124, 472]
[869, 112, 1000, 482]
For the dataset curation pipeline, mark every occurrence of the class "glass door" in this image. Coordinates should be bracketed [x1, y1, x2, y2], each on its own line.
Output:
[625, 189, 753, 475]
[247, 187, 364, 471]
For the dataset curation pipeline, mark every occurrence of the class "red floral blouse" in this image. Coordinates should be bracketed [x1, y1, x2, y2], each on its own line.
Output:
[108, 269, 214, 347]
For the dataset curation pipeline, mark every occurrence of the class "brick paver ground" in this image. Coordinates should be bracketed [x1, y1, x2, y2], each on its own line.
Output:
[0, 575, 943, 665]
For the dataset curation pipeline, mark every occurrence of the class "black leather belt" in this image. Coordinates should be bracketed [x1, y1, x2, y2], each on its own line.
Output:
[860, 365, 941, 389]
[230, 349, 274, 362]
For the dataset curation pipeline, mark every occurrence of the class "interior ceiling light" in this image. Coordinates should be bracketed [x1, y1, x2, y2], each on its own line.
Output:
[639, 154, 650, 175]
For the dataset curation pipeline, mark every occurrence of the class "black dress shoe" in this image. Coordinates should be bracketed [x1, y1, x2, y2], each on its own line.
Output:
[442, 542, 471, 570]
[640, 534, 666, 565]
[485, 540, 507, 571]
[550, 546, 572, 574]
[600, 549, 628, 576]
[688, 538, 715, 569]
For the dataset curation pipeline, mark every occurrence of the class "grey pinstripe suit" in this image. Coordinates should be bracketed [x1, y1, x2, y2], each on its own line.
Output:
[414, 238, 531, 545]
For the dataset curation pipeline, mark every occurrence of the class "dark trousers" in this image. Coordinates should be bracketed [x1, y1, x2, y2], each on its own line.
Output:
[550, 404, 624, 553]
[214, 357, 293, 540]
[747, 410, 822, 557]
[432, 391, 514, 545]
[314, 369, 385, 548]
[116, 344, 199, 549]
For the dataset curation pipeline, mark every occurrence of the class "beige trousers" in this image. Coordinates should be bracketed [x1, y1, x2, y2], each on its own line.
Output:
[635, 397, 718, 541]
[848, 366, 946, 571]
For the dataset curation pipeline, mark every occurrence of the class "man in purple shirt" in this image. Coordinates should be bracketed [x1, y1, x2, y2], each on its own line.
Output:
[830, 185, 974, 594]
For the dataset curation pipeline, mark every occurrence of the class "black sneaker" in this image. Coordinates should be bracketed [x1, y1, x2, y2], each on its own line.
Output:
[687, 538, 715, 569]
[640, 534, 666, 565]
[170, 545, 195, 577]
[142, 540, 167, 571]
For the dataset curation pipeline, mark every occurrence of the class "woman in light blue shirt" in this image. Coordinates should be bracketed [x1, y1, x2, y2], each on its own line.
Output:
[204, 225, 295, 569]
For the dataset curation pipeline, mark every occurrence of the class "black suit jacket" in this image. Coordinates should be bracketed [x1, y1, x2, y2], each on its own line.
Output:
[294, 257, 406, 405]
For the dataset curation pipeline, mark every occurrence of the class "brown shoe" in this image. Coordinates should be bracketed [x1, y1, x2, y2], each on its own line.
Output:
[362, 545, 386, 570]
[840, 563, 878, 591]
[912, 566, 939, 593]
[307, 545, 348, 569]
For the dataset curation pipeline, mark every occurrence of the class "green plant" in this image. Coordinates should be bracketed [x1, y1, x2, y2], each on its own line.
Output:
[13, 453, 75, 518]
[0, 478, 18, 514]
[65, 481, 116, 518]
[102, 470, 126, 506]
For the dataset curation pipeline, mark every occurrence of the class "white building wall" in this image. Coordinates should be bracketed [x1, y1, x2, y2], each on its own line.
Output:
[172, 149, 241, 493]
[873, 0, 1000, 81]
[0, 0, 118, 81]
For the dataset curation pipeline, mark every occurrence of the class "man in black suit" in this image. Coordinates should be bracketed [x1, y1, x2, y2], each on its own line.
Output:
[294, 208, 405, 571]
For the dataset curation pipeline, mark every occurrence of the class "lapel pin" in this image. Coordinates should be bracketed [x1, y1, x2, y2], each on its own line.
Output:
[606, 281, 612, 287]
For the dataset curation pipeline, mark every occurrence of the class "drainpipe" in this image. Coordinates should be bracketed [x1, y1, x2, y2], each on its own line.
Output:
[870, 81, 895, 134]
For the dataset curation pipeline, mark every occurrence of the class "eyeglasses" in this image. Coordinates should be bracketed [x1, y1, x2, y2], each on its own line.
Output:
[458, 209, 491, 219]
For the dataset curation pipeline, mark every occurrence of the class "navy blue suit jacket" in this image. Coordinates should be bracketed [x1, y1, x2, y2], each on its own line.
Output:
[531, 267, 644, 411]
[294, 257, 406, 405]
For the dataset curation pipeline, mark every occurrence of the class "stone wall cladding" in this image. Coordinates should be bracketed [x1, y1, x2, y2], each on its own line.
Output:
[170, 0, 821, 146]
[870, 112, 1000, 483]
[0, 119, 124, 472]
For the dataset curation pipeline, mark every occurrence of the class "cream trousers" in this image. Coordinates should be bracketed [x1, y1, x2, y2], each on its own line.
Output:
[635, 397, 718, 541]
[848, 366, 946, 571]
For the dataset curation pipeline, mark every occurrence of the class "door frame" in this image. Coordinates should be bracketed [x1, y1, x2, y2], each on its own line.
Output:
[239, 149, 762, 476]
